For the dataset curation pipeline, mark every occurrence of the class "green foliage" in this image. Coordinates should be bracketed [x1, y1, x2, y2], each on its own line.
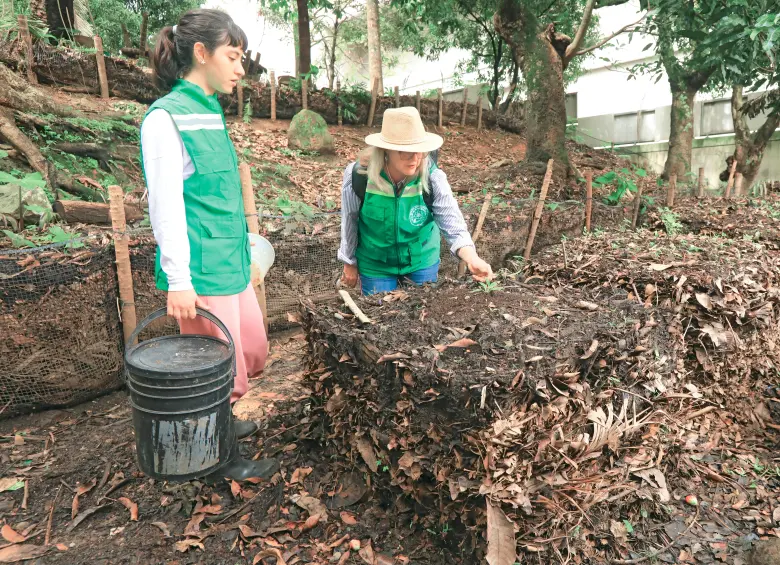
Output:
[593, 167, 646, 205]
[3, 226, 84, 249]
[243, 98, 253, 124]
[0, 10, 55, 42]
[0, 171, 47, 191]
[659, 207, 683, 236]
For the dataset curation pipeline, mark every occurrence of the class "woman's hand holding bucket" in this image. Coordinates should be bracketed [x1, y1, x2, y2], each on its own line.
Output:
[167, 289, 210, 321]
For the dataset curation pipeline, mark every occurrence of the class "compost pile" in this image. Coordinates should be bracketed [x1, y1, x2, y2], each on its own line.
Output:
[0, 237, 124, 416]
[301, 226, 780, 562]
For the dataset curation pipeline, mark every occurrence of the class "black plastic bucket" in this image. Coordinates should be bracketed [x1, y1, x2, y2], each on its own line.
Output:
[125, 308, 237, 481]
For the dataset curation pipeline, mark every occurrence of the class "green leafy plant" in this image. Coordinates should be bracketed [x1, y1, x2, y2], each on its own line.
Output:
[593, 166, 647, 205]
[2, 230, 35, 248]
[473, 280, 503, 293]
[0, 171, 46, 190]
[243, 98, 253, 124]
[659, 207, 683, 236]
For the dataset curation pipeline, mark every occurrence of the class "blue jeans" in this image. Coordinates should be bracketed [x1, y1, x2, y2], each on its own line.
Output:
[360, 262, 440, 295]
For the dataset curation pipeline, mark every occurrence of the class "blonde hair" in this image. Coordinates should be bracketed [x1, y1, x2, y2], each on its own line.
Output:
[357, 147, 431, 194]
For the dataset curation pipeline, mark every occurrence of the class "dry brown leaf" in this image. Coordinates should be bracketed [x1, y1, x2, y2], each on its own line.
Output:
[575, 300, 599, 311]
[252, 548, 287, 565]
[0, 478, 24, 493]
[358, 539, 376, 565]
[151, 522, 171, 537]
[230, 480, 242, 498]
[55, 544, 68, 551]
[290, 467, 313, 484]
[117, 497, 139, 521]
[354, 437, 378, 473]
[376, 352, 410, 363]
[447, 337, 477, 348]
[0, 543, 49, 563]
[238, 525, 264, 539]
[301, 513, 320, 532]
[580, 339, 599, 360]
[485, 501, 517, 565]
[184, 513, 205, 536]
[648, 263, 673, 271]
[1, 525, 26, 544]
[695, 293, 712, 310]
[293, 495, 328, 522]
[197, 504, 223, 515]
[174, 539, 204, 553]
[71, 477, 98, 520]
[340, 511, 358, 525]
[632, 468, 671, 503]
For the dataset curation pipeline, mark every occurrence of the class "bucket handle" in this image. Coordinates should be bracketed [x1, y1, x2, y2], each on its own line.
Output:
[125, 308, 236, 369]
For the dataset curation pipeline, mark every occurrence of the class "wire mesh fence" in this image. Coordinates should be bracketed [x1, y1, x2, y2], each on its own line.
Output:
[0, 199, 631, 418]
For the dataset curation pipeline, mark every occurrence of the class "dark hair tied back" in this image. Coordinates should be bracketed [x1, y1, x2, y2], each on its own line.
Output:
[151, 9, 247, 91]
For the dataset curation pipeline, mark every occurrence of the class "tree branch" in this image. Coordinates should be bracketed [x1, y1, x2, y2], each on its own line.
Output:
[571, 15, 647, 59]
[565, 0, 598, 62]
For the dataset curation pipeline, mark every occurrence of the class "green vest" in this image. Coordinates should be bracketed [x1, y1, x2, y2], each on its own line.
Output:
[141, 80, 251, 296]
[355, 170, 440, 277]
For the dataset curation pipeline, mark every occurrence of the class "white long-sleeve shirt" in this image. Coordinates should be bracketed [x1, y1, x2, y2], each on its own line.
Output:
[141, 108, 195, 291]
[337, 162, 475, 265]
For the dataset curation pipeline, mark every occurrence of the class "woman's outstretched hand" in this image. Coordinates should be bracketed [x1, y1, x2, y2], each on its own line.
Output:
[341, 264, 359, 288]
[168, 289, 210, 321]
[458, 246, 494, 282]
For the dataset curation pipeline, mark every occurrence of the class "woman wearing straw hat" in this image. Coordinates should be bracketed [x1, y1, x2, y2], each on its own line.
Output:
[338, 107, 493, 295]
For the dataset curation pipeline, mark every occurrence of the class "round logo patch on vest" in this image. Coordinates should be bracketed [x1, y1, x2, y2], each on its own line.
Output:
[409, 205, 429, 227]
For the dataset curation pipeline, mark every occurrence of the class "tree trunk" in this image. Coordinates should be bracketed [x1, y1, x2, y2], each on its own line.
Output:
[730, 85, 780, 190]
[663, 83, 696, 180]
[366, 0, 384, 93]
[293, 11, 300, 77]
[296, 0, 312, 79]
[520, 26, 570, 172]
[326, 19, 340, 91]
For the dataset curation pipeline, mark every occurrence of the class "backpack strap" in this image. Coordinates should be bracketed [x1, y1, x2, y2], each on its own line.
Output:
[351, 149, 440, 211]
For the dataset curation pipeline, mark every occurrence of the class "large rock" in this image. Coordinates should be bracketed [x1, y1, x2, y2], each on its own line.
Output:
[0, 184, 54, 230]
[287, 109, 335, 154]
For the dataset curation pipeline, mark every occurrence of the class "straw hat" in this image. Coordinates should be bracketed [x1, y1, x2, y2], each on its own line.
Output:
[365, 107, 443, 153]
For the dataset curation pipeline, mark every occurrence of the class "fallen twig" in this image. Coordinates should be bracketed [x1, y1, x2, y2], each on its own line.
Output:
[44, 485, 62, 546]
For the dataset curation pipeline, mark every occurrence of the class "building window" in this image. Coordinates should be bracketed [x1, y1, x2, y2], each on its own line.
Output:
[565, 93, 578, 122]
[614, 111, 656, 144]
[701, 100, 733, 135]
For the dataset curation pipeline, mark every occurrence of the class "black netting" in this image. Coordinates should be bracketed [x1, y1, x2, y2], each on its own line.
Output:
[0, 237, 123, 417]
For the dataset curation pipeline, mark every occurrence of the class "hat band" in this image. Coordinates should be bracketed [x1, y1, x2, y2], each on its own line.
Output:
[378, 134, 430, 146]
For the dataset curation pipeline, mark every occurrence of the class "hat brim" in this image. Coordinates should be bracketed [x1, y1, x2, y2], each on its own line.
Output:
[364, 132, 443, 153]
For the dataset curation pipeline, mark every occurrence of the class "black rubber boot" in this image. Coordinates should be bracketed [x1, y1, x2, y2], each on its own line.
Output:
[234, 418, 259, 439]
[204, 456, 279, 483]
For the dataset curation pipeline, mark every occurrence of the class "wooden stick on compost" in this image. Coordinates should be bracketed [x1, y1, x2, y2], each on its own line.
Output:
[724, 159, 737, 198]
[18, 15, 37, 84]
[339, 290, 372, 324]
[109, 185, 137, 344]
[585, 171, 593, 232]
[458, 192, 491, 277]
[270, 71, 277, 121]
[524, 159, 554, 261]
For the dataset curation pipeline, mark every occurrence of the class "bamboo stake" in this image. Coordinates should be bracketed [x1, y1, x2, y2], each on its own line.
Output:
[460, 88, 468, 126]
[301, 78, 308, 110]
[697, 167, 705, 199]
[94, 36, 109, 99]
[18, 15, 37, 84]
[239, 163, 269, 338]
[108, 185, 137, 344]
[243, 50, 252, 76]
[237, 83, 244, 119]
[437, 88, 443, 128]
[336, 79, 342, 126]
[458, 193, 491, 277]
[667, 174, 676, 208]
[367, 77, 378, 127]
[632, 182, 644, 230]
[585, 171, 593, 232]
[17, 185, 23, 233]
[477, 96, 483, 131]
[724, 159, 737, 198]
[524, 159, 554, 261]
[415, 91, 421, 113]
[270, 71, 277, 121]
[253, 52, 261, 78]
[735, 172, 743, 197]
[339, 290, 372, 324]
[394, 85, 400, 108]
[140, 12, 149, 56]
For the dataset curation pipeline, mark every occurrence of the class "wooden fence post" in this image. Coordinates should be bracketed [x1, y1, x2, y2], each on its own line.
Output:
[243, 50, 252, 76]
[477, 96, 483, 131]
[585, 171, 593, 232]
[460, 88, 468, 126]
[270, 71, 277, 121]
[458, 193, 491, 277]
[239, 163, 269, 338]
[140, 12, 149, 56]
[697, 167, 705, 198]
[17, 15, 37, 85]
[237, 83, 244, 119]
[632, 182, 644, 230]
[415, 91, 421, 113]
[524, 159, 554, 261]
[336, 79, 342, 126]
[94, 36, 109, 99]
[108, 185, 137, 344]
[394, 86, 400, 108]
[367, 77, 378, 127]
[667, 174, 676, 208]
[437, 88, 443, 128]
[724, 160, 737, 198]
[301, 78, 308, 110]
[253, 52, 261, 78]
[735, 172, 744, 197]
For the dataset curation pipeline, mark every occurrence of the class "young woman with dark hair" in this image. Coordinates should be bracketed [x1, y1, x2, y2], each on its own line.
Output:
[142, 9, 276, 480]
